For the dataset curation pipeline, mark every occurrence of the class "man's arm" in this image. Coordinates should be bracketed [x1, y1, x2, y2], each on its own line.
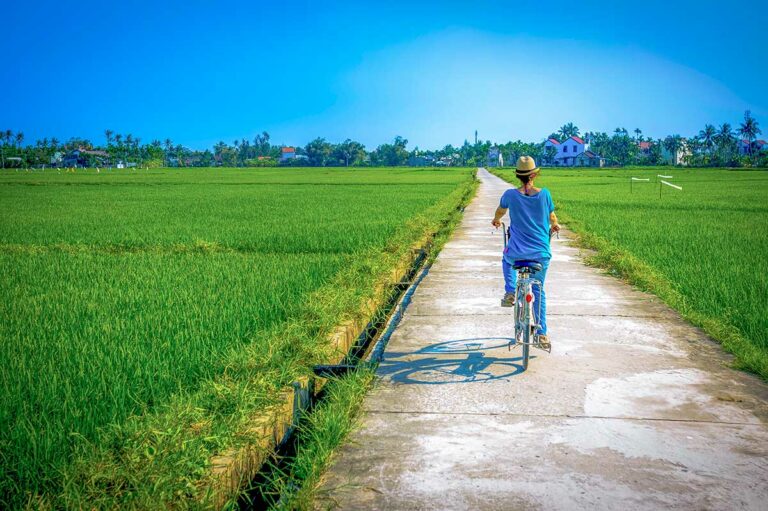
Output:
[491, 206, 507, 228]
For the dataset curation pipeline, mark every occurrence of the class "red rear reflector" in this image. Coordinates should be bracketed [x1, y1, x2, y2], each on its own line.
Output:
[525, 293, 533, 303]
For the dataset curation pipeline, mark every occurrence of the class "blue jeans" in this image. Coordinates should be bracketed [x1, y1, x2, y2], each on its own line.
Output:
[502, 258, 550, 335]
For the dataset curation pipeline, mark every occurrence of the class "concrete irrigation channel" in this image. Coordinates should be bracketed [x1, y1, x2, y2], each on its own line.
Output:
[314, 168, 768, 510]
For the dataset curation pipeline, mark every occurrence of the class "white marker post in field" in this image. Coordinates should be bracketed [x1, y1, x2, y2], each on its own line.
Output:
[660, 180, 682, 198]
[657, 174, 673, 183]
[630, 177, 650, 193]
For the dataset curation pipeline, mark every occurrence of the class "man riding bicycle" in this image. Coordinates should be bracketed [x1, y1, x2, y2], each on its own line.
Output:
[491, 156, 560, 350]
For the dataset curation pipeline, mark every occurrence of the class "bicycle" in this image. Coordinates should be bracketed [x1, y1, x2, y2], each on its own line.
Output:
[501, 223, 554, 371]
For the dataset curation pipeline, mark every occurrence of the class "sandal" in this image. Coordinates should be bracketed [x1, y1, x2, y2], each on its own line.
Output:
[500, 292, 515, 307]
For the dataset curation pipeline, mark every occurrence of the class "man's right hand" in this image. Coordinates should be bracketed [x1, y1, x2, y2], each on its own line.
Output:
[491, 218, 501, 228]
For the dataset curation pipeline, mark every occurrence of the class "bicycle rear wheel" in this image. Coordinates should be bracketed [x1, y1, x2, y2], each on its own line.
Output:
[521, 330, 530, 371]
[515, 287, 532, 372]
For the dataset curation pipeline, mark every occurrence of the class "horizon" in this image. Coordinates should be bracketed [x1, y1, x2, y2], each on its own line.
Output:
[2, 0, 767, 151]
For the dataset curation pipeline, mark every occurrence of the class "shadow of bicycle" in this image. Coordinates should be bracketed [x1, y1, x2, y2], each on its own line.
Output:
[377, 337, 532, 385]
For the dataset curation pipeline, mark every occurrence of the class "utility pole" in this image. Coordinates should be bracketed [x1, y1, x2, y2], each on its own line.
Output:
[474, 130, 478, 145]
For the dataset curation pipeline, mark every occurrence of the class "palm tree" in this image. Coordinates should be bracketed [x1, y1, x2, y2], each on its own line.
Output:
[10, 132, 24, 167]
[686, 136, 703, 165]
[164, 139, 173, 166]
[634, 128, 642, 141]
[39, 138, 50, 167]
[132, 137, 141, 165]
[175, 144, 184, 167]
[104, 129, 114, 147]
[716, 123, 733, 142]
[738, 110, 761, 156]
[558, 123, 580, 140]
[663, 135, 684, 164]
[699, 124, 716, 154]
[112, 134, 122, 165]
[125, 134, 134, 163]
[233, 140, 241, 166]
[241, 138, 249, 162]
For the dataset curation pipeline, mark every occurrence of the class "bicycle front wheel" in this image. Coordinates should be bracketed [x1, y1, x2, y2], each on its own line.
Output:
[516, 290, 532, 372]
[521, 332, 530, 371]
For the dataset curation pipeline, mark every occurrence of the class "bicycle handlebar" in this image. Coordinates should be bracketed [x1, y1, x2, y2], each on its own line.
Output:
[498, 222, 558, 243]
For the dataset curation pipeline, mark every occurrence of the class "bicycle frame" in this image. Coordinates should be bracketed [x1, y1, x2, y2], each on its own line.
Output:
[510, 266, 544, 371]
[501, 222, 551, 371]
[513, 268, 543, 345]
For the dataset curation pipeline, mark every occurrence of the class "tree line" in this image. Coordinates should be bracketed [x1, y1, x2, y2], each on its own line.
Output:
[1, 111, 764, 168]
[545, 111, 763, 167]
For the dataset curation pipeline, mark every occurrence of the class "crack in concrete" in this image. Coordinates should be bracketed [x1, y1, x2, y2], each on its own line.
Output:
[408, 312, 665, 318]
[362, 409, 762, 427]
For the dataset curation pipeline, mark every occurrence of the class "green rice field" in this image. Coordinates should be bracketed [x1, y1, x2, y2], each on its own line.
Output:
[0, 167, 475, 508]
[493, 167, 768, 378]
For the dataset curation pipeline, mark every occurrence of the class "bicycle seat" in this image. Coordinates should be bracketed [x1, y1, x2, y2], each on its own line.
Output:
[513, 260, 543, 272]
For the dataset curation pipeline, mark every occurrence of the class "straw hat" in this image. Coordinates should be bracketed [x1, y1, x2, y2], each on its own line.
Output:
[515, 156, 539, 176]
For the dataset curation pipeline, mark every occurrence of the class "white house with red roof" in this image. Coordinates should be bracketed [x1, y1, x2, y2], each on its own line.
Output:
[544, 137, 560, 151]
[738, 139, 768, 155]
[543, 138, 560, 162]
[280, 146, 296, 162]
[546, 135, 603, 166]
[574, 150, 605, 167]
[556, 135, 586, 165]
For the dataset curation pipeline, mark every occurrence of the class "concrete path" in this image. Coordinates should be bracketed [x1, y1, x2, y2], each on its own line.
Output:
[316, 169, 768, 510]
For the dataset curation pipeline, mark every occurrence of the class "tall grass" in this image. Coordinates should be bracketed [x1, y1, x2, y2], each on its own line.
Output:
[492, 166, 768, 377]
[0, 167, 476, 508]
[0, 252, 344, 500]
[261, 369, 377, 511]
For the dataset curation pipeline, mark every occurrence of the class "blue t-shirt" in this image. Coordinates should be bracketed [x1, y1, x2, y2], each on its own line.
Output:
[500, 188, 555, 262]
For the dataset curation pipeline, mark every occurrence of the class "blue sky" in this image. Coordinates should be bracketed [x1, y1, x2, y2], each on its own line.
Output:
[2, 0, 767, 149]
